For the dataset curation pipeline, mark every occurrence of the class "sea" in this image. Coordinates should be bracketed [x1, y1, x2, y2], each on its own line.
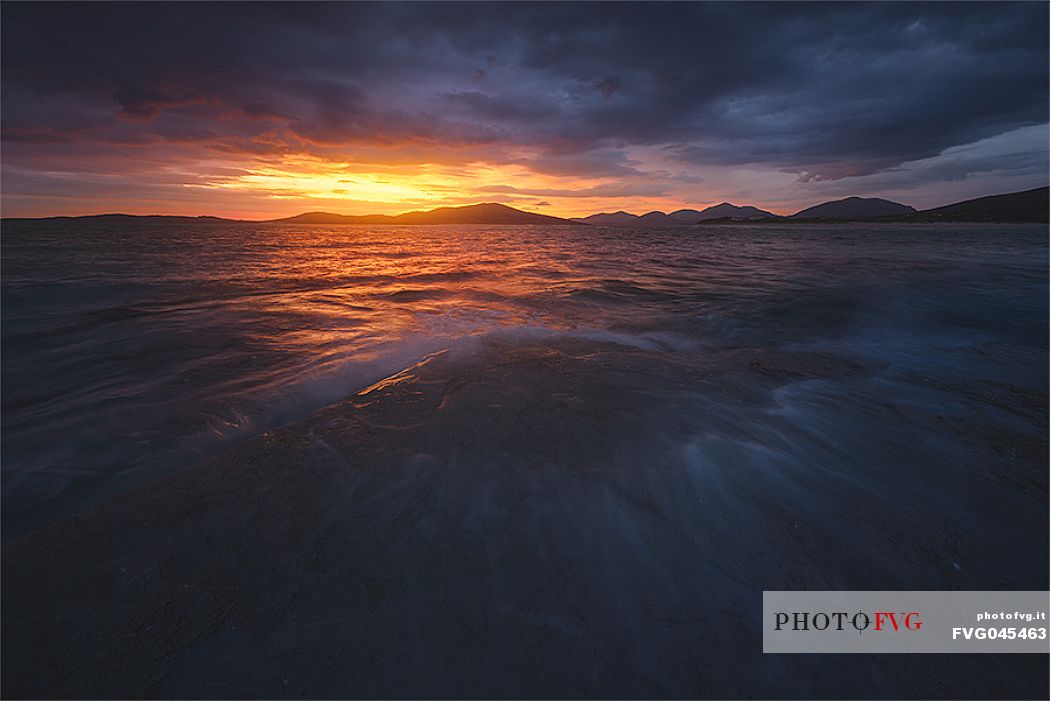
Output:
[1, 219, 1048, 695]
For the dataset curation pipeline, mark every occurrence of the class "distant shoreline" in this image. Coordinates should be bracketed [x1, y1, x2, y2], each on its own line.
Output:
[5, 215, 1046, 226]
[2, 186, 1046, 225]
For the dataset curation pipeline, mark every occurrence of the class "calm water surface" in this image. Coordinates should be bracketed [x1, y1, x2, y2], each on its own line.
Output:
[2, 221, 1047, 549]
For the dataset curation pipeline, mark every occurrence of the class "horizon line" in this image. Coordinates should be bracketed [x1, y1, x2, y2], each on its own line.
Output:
[2, 185, 1047, 222]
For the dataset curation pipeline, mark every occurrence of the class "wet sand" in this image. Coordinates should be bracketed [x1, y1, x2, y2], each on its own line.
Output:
[3, 336, 1047, 698]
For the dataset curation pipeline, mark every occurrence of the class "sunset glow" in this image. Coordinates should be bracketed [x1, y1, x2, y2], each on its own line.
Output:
[119, 147, 721, 220]
[2, 3, 1048, 699]
[3, 3, 1046, 219]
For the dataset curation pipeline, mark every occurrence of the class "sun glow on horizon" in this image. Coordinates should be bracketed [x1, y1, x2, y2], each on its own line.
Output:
[169, 152, 708, 219]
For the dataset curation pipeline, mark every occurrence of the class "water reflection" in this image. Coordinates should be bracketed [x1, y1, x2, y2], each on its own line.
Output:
[2, 221, 1047, 543]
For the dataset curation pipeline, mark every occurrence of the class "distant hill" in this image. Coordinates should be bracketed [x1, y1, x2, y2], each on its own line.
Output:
[637, 211, 680, 226]
[1, 213, 235, 224]
[668, 209, 704, 223]
[571, 210, 682, 226]
[277, 203, 583, 226]
[791, 197, 916, 219]
[910, 186, 1048, 223]
[696, 187, 1049, 224]
[9, 188, 1045, 227]
[696, 203, 776, 221]
[574, 203, 775, 226]
[276, 212, 395, 224]
[571, 211, 642, 225]
[5, 203, 583, 226]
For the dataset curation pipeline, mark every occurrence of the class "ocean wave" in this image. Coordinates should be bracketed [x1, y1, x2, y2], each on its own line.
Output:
[2, 220, 1046, 546]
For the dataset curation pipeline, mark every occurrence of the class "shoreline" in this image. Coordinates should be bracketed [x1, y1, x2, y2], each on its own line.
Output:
[3, 336, 1046, 698]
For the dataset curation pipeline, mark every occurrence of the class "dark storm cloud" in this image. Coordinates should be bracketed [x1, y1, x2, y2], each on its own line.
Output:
[114, 87, 203, 119]
[479, 183, 669, 198]
[440, 91, 552, 123]
[594, 78, 621, 99]
[1, 1, 1047, 181]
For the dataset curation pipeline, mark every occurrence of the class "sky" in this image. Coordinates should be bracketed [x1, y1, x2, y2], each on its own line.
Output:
[2, 1, 1048, 219]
